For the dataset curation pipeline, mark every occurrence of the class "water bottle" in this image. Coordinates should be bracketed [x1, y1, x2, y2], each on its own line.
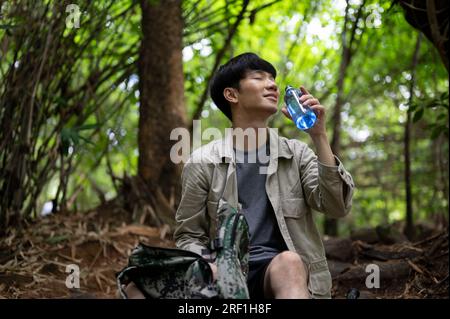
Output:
[284, 85, 317, 130]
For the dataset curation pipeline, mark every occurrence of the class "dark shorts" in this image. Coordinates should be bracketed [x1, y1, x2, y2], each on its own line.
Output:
[247, 257, 273, 299]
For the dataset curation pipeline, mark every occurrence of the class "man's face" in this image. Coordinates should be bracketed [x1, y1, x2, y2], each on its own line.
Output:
[234, 70, 279, 117]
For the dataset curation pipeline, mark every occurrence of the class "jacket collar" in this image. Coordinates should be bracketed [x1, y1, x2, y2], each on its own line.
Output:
[217, 127, 293, 162]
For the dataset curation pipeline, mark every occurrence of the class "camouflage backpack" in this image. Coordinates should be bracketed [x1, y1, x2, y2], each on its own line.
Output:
[214, 202, 249, 298]
[116, 202, 249, 299]
[116, 244, 217, 299]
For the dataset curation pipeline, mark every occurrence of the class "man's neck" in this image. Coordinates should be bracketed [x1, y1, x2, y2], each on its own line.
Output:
[231, 120, 268, 152]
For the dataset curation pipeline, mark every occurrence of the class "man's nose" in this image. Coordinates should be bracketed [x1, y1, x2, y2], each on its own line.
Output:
[266, 79, 278, 91]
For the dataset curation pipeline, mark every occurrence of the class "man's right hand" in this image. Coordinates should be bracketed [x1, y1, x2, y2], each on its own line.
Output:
[208, 262, 217, 281]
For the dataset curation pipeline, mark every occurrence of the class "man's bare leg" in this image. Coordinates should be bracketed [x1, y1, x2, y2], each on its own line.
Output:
[263, 251, 310, 299]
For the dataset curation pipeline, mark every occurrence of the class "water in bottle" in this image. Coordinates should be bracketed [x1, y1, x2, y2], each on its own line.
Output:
[284, 85, 317, 130]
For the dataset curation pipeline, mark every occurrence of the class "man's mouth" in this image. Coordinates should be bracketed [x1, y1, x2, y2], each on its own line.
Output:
[264, 94, 278, 102]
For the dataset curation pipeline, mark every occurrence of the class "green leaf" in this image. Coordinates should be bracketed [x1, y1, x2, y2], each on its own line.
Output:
[54, 96, 68, 107]
[408, 102, 418, 113]
[46, 234, 70, 245]
[437, 113, 447, 121]
[430, 125, 445, 139]
[60, 128, 73, 155]
[76, 123, 100, 131]
[78, 134, 95, 146]
[0, 24, 15, 30]
[412, 109, 423, 123]
[69, 130, 80, 145]
[425, 100, 439, 108]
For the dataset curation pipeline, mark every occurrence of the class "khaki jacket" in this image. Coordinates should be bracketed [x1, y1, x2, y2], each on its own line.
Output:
[174, 128, 355, 298]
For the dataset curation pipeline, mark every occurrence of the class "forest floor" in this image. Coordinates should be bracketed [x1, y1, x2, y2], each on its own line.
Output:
[0, 201, 448, 299]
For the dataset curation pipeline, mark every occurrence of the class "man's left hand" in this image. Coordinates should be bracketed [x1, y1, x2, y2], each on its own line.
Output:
[281, 86, 327, 136]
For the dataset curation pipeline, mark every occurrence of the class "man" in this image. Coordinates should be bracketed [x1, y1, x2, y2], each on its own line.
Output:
[174, 52, 355, 299]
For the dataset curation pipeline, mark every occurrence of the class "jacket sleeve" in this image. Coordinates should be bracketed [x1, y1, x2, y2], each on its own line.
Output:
[298, 144, 355, 218]
[173, 159, 211, 256]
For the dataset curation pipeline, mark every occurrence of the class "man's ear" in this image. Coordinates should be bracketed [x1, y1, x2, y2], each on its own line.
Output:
[223, 87, 238, 104]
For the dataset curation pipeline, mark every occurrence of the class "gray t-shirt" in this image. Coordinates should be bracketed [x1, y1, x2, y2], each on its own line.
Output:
[234, 141, 287, 262]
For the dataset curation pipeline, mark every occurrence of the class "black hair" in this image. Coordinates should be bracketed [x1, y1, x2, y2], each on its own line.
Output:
[209, 52, 277, 121]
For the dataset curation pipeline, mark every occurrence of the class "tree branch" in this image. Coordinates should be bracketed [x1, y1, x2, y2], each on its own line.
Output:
[189, 0, 250, 128]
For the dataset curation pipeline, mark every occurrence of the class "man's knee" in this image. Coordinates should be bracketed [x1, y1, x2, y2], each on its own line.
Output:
[264, 251, 310, 298]
[271, 251, 308, 275]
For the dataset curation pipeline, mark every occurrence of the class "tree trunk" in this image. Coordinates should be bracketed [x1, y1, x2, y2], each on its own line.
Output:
[404, 34, 422, 240]
[138, 0, 186, 205]
[397, 0, 449, 72]
[404, 106, 413, 239]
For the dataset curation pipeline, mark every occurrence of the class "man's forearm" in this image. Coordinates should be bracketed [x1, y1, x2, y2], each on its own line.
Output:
[310, 133, 336, 166]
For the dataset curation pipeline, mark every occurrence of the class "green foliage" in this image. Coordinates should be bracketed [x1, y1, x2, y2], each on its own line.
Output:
[409, 91, 449, 138]
[60, 124, 99, 156]
[182, 0, 448, 234]
[1, 0, 447, 233]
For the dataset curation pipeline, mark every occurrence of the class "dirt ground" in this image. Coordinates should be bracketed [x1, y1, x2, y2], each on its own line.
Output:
[0, 202, 448, 299]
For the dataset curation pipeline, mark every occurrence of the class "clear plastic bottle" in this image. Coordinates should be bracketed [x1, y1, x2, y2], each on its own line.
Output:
[284, 85, 317, 130]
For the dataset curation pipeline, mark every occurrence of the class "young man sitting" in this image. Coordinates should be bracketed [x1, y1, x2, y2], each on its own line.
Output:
[174, 52, 355, 299]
